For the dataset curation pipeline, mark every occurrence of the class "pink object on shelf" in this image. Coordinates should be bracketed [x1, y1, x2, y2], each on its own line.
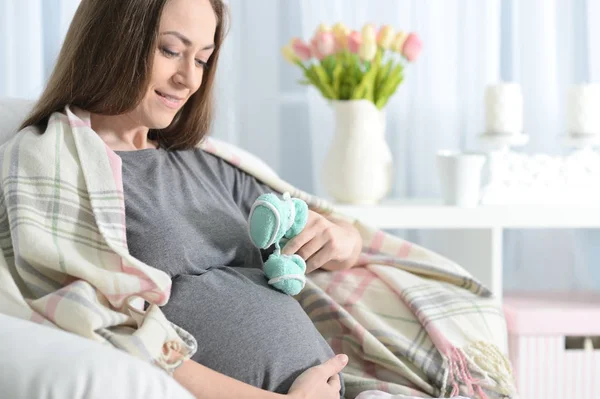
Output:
[503, 292, 600, 336]
[503, 292, 600, 399]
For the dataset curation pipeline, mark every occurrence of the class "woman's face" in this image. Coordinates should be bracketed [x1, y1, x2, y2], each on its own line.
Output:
[138, 0, 217, 129]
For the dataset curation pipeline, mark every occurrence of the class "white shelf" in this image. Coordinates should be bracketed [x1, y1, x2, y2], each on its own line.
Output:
[335, 199, 600, 229]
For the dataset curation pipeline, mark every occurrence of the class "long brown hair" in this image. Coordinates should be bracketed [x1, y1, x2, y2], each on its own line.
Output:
[20, 0, 228, 150]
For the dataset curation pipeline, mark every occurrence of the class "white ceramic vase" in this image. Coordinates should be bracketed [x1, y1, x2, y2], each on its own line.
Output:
[322, 99, 393, 204]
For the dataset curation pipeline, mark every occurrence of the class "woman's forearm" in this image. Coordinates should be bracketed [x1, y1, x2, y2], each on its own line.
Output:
[174, 359, 287, 399]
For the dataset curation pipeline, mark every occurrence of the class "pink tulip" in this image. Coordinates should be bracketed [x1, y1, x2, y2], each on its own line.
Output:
[311, 31, 335, 60]
[402, 33, 422, 62]
[310, 37, 324, 60]
[291, 38, 312, 61]
[347, 31, 362, 54]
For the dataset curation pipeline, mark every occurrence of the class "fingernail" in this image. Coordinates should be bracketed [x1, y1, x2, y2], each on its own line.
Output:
[339, 354, 348, 364]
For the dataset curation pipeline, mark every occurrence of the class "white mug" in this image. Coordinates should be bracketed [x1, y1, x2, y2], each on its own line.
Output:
[436, 151, 487, 207]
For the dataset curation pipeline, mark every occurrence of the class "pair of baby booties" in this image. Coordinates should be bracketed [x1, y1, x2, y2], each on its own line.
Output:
[247, 192, 309, 296]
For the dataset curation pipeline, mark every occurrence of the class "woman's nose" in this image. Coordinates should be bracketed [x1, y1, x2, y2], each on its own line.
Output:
[174, 59, 201, 89]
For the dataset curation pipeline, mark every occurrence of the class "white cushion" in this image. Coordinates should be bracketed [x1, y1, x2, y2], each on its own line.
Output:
[0, 314, 194, 399]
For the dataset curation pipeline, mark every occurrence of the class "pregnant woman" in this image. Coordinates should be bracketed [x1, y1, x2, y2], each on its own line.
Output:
[15, 0, 364, 397]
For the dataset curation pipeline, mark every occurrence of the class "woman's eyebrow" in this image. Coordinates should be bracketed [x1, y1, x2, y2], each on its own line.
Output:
[160, 31, 215, 50]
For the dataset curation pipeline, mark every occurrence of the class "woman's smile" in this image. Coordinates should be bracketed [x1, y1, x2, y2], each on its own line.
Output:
[155, 90, 184, 109]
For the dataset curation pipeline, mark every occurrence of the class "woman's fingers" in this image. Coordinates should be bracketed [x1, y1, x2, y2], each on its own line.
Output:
[327, 373, 341, 390]
[281, 211, 321, 256]
[296, 234, 328, 264]
[305, 244, 334, 273]
[287, 353, 348, 399]
[322, 354, 348, 376]
[281, 210, 360, 273]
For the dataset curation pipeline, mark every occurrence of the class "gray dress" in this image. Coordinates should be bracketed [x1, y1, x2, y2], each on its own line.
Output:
[117, 147, 343, 395]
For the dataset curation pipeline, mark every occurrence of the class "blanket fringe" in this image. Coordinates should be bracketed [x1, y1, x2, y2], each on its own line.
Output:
[442, 341, 517, 399]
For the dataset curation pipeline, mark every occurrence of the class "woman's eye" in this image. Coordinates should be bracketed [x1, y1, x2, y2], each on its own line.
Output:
[160, 47, 179, 58]
[195, 59, 208, 69]
[161, 46, 207, 69]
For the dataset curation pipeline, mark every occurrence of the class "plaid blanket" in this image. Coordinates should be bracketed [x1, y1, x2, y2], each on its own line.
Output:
[0, 106, 516, 398]
[0, 106, 197, 373]
[203, 136, 516, 399]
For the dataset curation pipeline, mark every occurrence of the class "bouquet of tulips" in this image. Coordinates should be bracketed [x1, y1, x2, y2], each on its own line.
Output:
[282, 22, 422, 109]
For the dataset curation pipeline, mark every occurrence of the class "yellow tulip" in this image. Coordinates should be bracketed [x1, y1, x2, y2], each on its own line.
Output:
[359, 36, 377, 61]
[332, 22, 349, 36]
[361, 24, 376, 42]
[377, 25, 395, 49]
[332, 22, 350, 50]
[391, 31, 408, 53]
[281, 44, 299, 64]
[316, 23, 331, 33]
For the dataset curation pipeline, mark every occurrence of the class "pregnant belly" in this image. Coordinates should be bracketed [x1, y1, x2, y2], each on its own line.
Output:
[160, 266, 337, 394]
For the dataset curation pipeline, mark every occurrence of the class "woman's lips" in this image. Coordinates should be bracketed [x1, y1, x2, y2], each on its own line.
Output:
[156, 90, 183, 109]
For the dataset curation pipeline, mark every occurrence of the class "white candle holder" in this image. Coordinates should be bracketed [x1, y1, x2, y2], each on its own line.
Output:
[480, 83, 527, 152]
[562, 84, 600, 151]
[559, 134, 600, 151]
[480, 147, 600, 205]
[485, 83, 524, 135]
[566, 84, 600, 136]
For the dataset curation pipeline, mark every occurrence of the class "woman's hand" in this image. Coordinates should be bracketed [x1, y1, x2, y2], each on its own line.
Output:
[287, 354, 348, 399]
[281, 211, 362, 273]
